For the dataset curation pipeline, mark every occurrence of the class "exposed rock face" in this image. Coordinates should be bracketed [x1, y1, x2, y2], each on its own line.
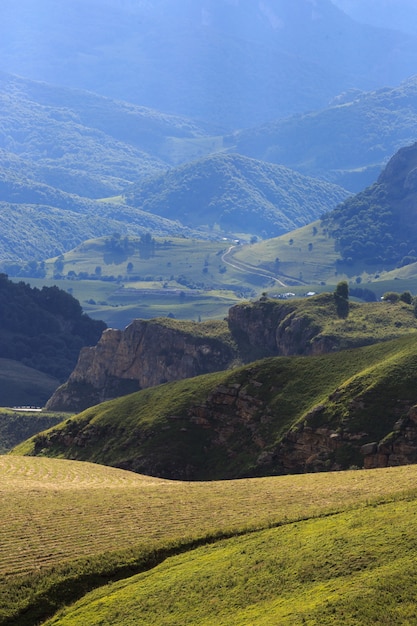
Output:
[46, 319, 236, 412]
[228, 298, 335, 358]
[45, 295, 366, 412]
[361, 406, 417, 469]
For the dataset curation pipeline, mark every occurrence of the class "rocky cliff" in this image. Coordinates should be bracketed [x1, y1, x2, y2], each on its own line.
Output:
[46, 294, 417, 412]
[46, 319, 237, 412]
[227, 297, 336, 358]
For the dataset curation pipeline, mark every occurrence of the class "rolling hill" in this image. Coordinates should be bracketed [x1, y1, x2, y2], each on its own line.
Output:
[0, 71, 219, 197]
[225, 140, 417, 290]
[17, 325, 417, 478]
[3, 455, 417, 625]
[125, 153, 349, 238]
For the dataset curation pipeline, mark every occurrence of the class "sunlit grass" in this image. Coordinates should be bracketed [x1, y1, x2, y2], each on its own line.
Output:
[3, 456, 417, 624]
[44, 498, 417, 625]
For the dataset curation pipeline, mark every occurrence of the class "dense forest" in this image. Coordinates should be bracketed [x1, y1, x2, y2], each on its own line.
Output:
[0, 274, 106, 380]
[322, 141, 417, 267]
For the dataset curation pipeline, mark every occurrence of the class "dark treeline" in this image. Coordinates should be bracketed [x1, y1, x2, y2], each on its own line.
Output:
[0, 274, 106, 380]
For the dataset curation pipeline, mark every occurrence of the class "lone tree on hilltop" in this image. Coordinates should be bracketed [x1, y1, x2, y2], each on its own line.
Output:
[334, 280, 349, 318]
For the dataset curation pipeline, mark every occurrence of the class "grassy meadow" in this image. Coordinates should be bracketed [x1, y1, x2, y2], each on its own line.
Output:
[16, 229, 417, 330]
[3, 456, 417, 624]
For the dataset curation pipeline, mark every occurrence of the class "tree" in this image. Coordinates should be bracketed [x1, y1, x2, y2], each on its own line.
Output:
[383, 292, 400, 303]
[334, 281, 349, 318]
[400, 291, 413, 304]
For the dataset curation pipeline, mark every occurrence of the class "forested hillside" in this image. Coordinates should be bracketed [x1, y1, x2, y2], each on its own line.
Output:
[322, 141, 417, 266]
[0, 274, 105, 382]
[125, 153, 349, 238]
[231, 76, 417, 192]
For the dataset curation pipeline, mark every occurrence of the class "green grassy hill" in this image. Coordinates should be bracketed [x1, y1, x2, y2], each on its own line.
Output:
[44, 498, 417, 625]
[3, 456, 417, 625]
[227, 140, 417, 293]
[15, 330, 417, 478]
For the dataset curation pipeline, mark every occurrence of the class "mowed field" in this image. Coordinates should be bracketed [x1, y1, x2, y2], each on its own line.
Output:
[3, 456, 417, 624]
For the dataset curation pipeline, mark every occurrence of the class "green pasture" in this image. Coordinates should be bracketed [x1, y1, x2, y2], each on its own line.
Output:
[45, 499, 417, 626]
[3, 456, 417, 625]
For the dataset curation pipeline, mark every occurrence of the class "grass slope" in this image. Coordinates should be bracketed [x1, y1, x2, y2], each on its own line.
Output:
[12, 236, 259, 327]
[15, 332, 417, 478]
[0, 408, 67, 453]
[45, 500, 417, 625]
[3, 456, 417, 624]
[232, 220, 417, 294]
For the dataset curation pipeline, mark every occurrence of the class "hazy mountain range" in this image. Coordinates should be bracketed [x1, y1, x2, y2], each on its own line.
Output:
[332, 0, 417, 35]
[2, 0, 417, 128]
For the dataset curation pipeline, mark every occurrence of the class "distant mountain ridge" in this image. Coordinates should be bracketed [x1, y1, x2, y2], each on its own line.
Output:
[0, 71, 217, 198]
[230, 75, 417, 192]
[2, 0, 417, 127]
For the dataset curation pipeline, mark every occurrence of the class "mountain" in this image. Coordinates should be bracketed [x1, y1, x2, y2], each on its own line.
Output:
[229, 75, 417, 192]
[332, 0, 417, 35]
[0, 180, 199, 264]
[2, 1, 417, 128]
[223, 140, 417, 288]
[0, 72, 227, 262]
[45, 293, 417, 412]
[0, 274, 106, 403]
[323, 141, 417, 267]
[0, 71, 219, 198]
[125, 153, 349, 238]
[20, 332, 417, 479]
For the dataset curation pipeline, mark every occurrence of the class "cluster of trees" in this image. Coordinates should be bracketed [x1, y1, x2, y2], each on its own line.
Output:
[0, 275, 106, 380]
[323, 186, 405, 266]
[103, 233, 156, 265]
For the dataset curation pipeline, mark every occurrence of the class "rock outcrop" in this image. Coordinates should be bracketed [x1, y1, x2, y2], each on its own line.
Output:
[46, 296, 333, 412]
[46, 293, 417, 413]
[228, 297, 336, 358]
[46, 319, 236, 412]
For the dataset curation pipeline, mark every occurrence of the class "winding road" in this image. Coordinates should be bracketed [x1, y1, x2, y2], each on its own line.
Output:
[221, 245, 290, 287]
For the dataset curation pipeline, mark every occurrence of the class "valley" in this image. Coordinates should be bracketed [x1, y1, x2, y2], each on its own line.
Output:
[3, 1, 417, 623]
